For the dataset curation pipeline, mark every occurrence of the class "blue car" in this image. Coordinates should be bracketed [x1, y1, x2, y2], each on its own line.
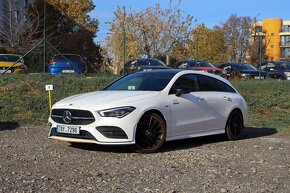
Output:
[48, 54, 87, 75]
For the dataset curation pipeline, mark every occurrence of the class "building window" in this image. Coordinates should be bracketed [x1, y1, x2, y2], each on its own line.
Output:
[281, 48, 290, 58]
[282, 25, 290, 32]
[14, 10, 19, 21]
[281, 36, 290, 46]
[255, 26, 262, 32]
[271, 33, 274, 36]
[23, 0, 28, 8]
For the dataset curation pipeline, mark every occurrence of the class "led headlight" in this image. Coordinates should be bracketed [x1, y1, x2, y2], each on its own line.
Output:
[98, 106, 135, 118]
[15, 65, 27, 70]
[240, 73, 248, 77]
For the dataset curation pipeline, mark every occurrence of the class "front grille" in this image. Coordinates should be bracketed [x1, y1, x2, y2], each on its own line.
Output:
[50, 127, 96, 140]
[51, 109, 95, 125]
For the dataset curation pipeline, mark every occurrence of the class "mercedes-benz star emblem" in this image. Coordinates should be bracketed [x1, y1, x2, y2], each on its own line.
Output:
[63, 110, 73, 124]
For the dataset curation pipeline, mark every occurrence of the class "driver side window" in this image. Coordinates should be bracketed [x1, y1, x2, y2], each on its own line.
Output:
[169, 74, 199, 95]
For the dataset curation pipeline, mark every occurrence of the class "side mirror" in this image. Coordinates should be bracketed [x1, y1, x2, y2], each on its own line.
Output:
[175, 87, 191, 97]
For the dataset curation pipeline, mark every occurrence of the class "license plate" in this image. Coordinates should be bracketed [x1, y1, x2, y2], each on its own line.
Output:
[56, 125, 80, 134]
[62, 70, 75, 73]
[254, 76, 264, 79]
[0, 70, 11, 73]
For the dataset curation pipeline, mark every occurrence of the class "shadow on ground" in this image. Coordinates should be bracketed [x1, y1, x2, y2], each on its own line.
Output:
[0, 122, 19, 131]
[70, 127, 278, 153]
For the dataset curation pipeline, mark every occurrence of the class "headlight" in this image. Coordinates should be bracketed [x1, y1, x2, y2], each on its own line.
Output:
[15, 65, 27, 70]
[240, 73, 248, 77]
[98, 106, 135, 118]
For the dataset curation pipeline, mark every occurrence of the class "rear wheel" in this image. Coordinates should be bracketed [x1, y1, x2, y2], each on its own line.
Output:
[135, 113, 166, 153]
[225, 111, 244, 140]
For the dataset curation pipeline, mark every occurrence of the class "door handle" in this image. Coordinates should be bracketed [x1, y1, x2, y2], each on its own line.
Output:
[197, 97, 204, 102]
[224, 96, 232, 102]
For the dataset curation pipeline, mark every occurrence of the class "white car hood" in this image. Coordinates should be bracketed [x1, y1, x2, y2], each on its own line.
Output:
[53, 91, 160, 110]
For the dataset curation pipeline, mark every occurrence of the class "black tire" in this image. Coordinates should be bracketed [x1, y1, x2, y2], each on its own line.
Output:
[135, 112, 166, 153]
[225, 111, 244, 140]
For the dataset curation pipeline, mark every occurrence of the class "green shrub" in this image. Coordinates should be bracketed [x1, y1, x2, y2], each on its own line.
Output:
[0, 75, 289, 131]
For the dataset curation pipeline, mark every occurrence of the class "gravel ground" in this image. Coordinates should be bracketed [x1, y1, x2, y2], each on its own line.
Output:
[0, 124, 290, 193]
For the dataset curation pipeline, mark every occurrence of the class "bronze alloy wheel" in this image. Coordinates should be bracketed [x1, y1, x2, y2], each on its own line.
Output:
[226, 111, 244, 140]
[135, 113, 166, 153]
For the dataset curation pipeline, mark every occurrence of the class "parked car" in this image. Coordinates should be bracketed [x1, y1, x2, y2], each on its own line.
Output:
[260, 61, 290, 80]
[48, 69, 248, 153]
[0, 54, 27, 74]
[120, 58, 170, 75]
[174, 60, 224, 76]
[47, 54, 87, 75]
[218, 62, 267, 79]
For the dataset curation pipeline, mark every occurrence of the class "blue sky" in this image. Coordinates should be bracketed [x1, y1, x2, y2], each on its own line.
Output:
[90, 0, 290, 44]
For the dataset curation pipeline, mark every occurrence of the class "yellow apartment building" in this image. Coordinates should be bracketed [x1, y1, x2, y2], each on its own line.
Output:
[253, 18, 290, 61]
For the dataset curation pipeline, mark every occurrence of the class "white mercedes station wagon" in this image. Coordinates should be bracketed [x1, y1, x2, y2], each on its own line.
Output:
[48, 70, 248, 153]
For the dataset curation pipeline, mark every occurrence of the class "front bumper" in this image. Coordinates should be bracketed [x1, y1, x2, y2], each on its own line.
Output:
[48, 109, 138, 145]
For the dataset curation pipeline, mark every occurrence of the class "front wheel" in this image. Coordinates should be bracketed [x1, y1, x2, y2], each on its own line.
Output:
[225, 111, 244, 140]
[135, 113, 166, 153]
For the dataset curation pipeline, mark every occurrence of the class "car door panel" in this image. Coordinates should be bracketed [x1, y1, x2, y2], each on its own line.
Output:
[169, 93, 207, 137]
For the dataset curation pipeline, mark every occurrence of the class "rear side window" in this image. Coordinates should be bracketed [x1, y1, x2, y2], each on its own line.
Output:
[197, 75, 216, 91]
[197, 75, 236, 93]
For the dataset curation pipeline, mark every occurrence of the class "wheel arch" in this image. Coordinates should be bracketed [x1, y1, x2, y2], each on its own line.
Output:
[133, 109, 167, 141]
[228, 108, 244, 125]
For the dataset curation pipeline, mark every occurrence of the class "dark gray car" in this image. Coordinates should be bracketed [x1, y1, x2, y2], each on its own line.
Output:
[120, 58, 171, 75]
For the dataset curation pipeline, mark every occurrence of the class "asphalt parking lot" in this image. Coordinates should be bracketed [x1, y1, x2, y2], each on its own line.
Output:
[0, 124, 290, 192]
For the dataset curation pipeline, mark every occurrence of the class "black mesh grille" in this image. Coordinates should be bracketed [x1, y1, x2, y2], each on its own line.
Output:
[96, 126, 128, 139]
[51, 109, 95, 125]
[50, 127, 96, 140]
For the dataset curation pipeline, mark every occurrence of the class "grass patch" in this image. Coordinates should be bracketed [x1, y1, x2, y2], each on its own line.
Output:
[0, 74, 289, 132]
[233, 80, 290, 131]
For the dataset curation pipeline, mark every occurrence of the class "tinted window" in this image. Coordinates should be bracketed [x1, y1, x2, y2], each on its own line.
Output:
[197, 75, 236, 93]
[137, 59, 166, 67]
[187, 61, 215, 68]
[0, 55, 21, 62]
[54, 55, 83, 63]
[197, 75, 216, 91]
[215, 79, 236, 93]
[170, 74, 199, 94]
[105, 71, 177, 91]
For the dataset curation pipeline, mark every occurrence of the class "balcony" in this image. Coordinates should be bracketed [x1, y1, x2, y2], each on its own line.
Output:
[280, 43, 290, 47]
[251, 31, 265, 37]
[279, 31, 290, 36]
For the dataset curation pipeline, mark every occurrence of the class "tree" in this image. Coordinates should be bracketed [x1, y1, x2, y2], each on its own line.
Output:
[222, 14, 253, 62]
[188, 25, 227, 64]
[106, 2, 193, 72]
[29, 0, 101, 72]
[247, 20, 268, 65]
[170, 25, 227, 65]
[0, 1, 42, 54]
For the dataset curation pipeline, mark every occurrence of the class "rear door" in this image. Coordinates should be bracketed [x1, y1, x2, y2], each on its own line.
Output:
[196, 75, 236, 131]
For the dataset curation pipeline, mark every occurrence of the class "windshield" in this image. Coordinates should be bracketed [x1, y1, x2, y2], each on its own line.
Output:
[233, 63, 257, 70]
[137, 59, 167, 66]
[0, 55, 21, 62]
[104, 71, 177, 91]
[277, 62, 290, 70]
[188, 61, 215, 68]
